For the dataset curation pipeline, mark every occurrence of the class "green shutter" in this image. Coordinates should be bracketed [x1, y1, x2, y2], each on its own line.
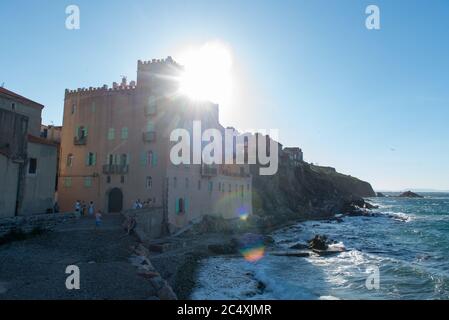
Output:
[152, 152, 158, 167]
[185, 198, 189, 214]
[84, 126, 88, 136]
[93, 153, 96, 165]
[140, 152, 147, 166]
[175, 198, 180, 214]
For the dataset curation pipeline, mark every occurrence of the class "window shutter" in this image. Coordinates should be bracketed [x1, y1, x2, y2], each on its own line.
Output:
[152, 152, 158, 167]
[175, 198, 180, 214]
[141, 152, 147, 166]
[93, 153, 96, 165]
[85, 126, 88, 136]
[114, 154, 119, 165]
[126, 153, 130, 165]
[185, 198, 189, 214]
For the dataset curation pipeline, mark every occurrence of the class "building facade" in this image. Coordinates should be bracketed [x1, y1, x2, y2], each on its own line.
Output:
[58, 57, 252, 230]
[0, 87, 58, 217]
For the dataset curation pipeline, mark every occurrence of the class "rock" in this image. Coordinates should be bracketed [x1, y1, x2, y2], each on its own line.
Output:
[157, 283, 177, 300]
[263, 235, 275, 245]
[308, 235, 328, 250]
[134, 243, 150, 258]
[377, 192, 386, 197]
[271, 251, 310, 257]
[149, 277, 165, 291]
[138, 270, 161, 279]
[148, 243, 171, 253]
[208, 243, 237, 255]
[398, 191, 423, 198]
[289, 243, 309, 250]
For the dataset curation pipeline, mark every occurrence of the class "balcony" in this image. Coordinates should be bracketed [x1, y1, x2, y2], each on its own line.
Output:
[102, 164, 129, 175]
[143, 131, 156, 142]
[74, 136, 87, 145]
[145, 104, 157, 116]
[201, 164, 218, 177]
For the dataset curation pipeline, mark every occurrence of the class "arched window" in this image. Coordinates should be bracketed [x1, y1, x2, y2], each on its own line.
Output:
[67, 154, 74, 167]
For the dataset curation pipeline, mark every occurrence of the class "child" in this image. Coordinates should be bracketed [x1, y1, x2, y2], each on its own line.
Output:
[88, 201, 95, 216]
[95, 210, 103, 229]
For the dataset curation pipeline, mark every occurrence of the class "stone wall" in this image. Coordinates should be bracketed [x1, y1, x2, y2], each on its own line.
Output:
[123, 207, 164, 241]
[0, 212, 80, 238]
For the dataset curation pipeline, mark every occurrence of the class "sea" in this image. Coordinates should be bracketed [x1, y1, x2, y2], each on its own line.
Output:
[191, 193, 449, 300]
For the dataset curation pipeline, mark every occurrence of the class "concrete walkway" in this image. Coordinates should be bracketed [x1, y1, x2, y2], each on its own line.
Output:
[0, 213, 157, 299]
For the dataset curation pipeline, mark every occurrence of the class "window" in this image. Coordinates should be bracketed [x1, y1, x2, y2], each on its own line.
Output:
[198, 180, 201, 190]
[121, 127, 128, 140]
[106, 176, 111, 183]
[173, 177, 177, 189]
[64, 177, 72, 187]
[84, 177, 92, 188]
[147, 151, 157, 167]
[208, 181, 213, 193]
[76, 125, 88, 139]
[185, 178, 189, 189]
[176, 198, 185, 214]
[28, 158, 37, 174]
[71, 104, 76, 114]
[146, 176, 153, 189]
[120, 153, 128, 166]
[120, 175, 125, 184]
[108, 128, 115, 140]
[67, 154, 74, 167]
[107, 154, 114, 165]
[147, 120, 154, 132]
[86, 152, 96, 166]
[240, 185, 244, 198]
[11, 102, 15, 111]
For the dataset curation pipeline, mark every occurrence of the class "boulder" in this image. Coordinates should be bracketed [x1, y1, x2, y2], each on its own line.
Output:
[208, 243, 237, 255]
[157, 283, 178, 300]
[308, 235, 328, 250]
[377, 192, 386, 197]
[398, 191, 423, 198]
[289, 243, 309, 250]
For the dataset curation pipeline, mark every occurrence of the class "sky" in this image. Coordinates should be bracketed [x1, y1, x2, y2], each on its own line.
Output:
[1, 0, 448, 191]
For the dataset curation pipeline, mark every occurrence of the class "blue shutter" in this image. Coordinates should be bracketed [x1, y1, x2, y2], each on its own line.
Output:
[152, 152, 158, 167]
[185, 198, 189, 214]
[175, 198, 179, 214]
[92, 153, 96, 165]
[140, 152, 147, 166]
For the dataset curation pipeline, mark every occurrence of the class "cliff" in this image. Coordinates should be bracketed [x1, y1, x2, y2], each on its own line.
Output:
[250, 162, 376, 223]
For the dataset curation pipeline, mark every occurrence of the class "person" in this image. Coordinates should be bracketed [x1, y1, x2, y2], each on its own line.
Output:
[75, 200, 81, 214]
[53, 202, 60, 213]
[137, 199, 143, 209]
[81, 201, 87, 216]
[88, 201, 95, 216]
[132, 200, 139, 210]
[95, 210, 103, 229]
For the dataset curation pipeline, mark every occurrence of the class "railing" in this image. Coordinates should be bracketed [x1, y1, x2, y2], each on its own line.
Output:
[73, 136, 87, 145]
[201, 164, 218, 177]
[102, 164, 129, 175]
[143, 131, 156, 142]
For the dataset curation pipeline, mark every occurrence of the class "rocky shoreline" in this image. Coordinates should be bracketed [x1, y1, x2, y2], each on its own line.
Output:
[144, 197, 378, 299]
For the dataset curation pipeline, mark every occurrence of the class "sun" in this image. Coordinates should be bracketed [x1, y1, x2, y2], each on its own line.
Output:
[177, 42, 233, 104]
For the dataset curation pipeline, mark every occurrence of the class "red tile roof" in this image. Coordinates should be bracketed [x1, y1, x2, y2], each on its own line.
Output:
[0, 87, 44, 110]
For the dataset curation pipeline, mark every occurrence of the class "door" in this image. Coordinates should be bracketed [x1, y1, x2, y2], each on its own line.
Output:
[108, 188, 123, 213]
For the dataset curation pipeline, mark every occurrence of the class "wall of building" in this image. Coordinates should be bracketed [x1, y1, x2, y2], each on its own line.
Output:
[0, 154, 20, 218]
[0, 95, 42, 137]
[20, 142, 57, 215]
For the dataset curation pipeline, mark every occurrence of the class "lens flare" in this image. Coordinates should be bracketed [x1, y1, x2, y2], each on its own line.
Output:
[238, 206, 249, 221]
[238, 233, 265, 262]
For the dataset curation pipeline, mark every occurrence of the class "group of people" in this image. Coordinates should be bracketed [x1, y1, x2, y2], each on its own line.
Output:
[74, 200, 102, 228]
[132, 198, 154, 210]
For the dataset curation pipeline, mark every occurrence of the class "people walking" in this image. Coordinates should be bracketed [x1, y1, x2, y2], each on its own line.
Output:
[95, 210, 103, 229]
[88, 201, 95, 216]
[75, 200, 81, 214]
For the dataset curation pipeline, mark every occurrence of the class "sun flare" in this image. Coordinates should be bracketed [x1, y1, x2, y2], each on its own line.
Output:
[177, 42, 233, 104]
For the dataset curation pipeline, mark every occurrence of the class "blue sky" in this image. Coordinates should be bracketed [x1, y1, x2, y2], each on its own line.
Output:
[1, 0, 448, 191]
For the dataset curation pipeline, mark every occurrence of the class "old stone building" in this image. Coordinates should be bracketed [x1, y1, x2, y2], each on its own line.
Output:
[0, 87, 58, 217]
[58, 57, 252, 230]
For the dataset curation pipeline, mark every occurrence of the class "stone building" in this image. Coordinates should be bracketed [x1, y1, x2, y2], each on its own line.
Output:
[0, 87, 58, 217]
[283, 147, 303, 166]
[58, 57, 252, 230]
